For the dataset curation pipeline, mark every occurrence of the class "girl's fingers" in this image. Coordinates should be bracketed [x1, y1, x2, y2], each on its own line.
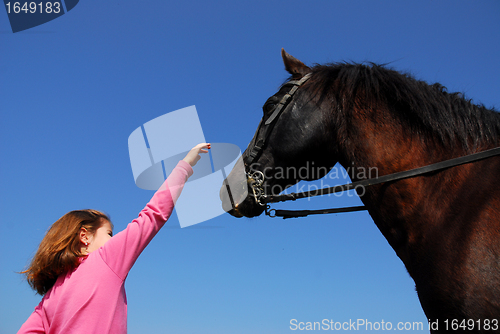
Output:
[183, 143, 211, 167]
[197, 143, 211, 153]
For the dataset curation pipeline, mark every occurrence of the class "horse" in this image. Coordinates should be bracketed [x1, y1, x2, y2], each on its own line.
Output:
[221, 49, 500, 332]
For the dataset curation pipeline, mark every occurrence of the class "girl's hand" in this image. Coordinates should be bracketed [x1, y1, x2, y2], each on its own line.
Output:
[182, 143, 211, 167]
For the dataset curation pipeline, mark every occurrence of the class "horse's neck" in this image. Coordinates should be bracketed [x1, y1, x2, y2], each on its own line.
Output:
[337, 118, 474, 268]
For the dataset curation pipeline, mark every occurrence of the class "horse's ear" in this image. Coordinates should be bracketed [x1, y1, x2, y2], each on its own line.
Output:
[281, 48, 310, 79]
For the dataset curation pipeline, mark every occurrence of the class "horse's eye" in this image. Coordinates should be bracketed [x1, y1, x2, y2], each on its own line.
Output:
[264, 103, 276, 113]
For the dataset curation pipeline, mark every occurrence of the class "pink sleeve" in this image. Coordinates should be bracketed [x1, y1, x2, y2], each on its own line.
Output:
[99, 160, 193, 279]
[17, 306, 45, 333]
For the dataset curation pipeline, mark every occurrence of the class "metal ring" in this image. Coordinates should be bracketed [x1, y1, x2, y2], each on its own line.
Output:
[267, 208, 276, 218]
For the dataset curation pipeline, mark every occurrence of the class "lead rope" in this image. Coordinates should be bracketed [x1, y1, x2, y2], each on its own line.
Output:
[261, 146, 500, 219]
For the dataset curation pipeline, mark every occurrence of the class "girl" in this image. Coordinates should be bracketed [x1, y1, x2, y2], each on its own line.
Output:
[18, 143, 211, 334]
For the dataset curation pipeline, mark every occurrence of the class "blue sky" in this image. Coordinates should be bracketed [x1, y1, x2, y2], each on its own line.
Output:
[1, 1, 499, 333]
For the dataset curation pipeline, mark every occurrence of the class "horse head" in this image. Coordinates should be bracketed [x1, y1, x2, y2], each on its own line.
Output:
[221, 50, 338, 218]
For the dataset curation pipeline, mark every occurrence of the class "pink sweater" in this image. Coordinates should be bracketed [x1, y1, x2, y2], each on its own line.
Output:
[18, 161, 193, 334]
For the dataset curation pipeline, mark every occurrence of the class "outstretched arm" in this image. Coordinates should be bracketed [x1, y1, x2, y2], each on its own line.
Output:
[100, 143, 210, 279]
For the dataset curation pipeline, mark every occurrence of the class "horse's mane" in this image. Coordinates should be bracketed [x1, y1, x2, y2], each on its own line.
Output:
[307, 63, 500, 152]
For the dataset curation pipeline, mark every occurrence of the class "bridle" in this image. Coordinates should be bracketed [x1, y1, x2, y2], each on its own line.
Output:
[246, 73, 312, 166]
[244, 73, 312, 210]
[242, 73, 500, 219]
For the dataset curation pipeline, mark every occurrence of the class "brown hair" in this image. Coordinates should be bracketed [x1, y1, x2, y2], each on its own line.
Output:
[21, 209, 111, 295]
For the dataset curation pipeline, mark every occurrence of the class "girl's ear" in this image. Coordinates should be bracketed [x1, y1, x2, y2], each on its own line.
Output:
[79, 227, 89, 245]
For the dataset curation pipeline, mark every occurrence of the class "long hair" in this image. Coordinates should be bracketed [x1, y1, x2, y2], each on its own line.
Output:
[21, 209, 111, 295]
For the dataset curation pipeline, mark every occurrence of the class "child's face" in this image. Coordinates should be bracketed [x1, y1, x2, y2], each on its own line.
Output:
[86, 220, 113, 253]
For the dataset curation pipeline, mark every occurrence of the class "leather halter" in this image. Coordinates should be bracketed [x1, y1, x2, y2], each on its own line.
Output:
[246, 73, 312, 165]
